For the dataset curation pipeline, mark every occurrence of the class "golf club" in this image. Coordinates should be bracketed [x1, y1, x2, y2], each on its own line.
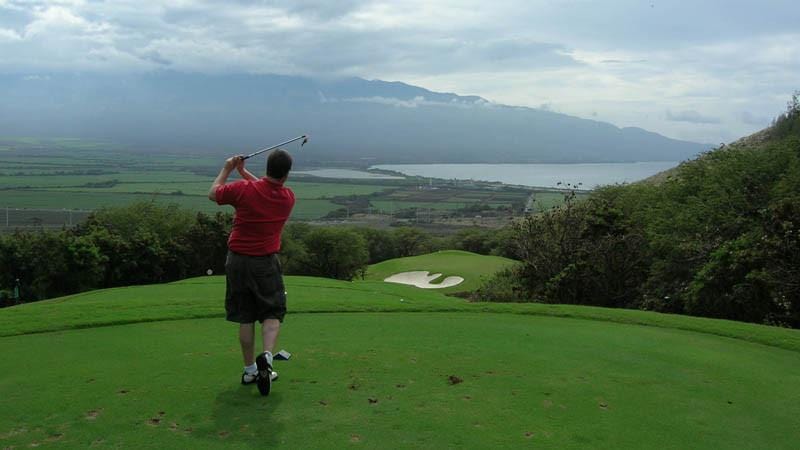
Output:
[243, 135, 308, 160]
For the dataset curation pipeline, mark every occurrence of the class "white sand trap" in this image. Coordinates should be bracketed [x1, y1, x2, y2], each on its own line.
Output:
[383, 271, 465, 289]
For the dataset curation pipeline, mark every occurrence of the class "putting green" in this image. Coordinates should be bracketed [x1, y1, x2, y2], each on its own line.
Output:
[1, 313, 799, 449]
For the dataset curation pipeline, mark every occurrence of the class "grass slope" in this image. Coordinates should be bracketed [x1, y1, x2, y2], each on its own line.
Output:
[366, 250, 516, 293]
[2, 276, 799, 353]
[2, 313, 799, 449]
[2, 275, 800, 448]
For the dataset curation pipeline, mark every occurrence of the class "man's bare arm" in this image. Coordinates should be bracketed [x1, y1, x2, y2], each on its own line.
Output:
[208, 156, 241, 201]
[237, 158, 259, 181]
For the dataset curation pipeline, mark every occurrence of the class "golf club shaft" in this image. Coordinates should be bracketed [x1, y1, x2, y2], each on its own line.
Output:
[243, 135, 307, 160]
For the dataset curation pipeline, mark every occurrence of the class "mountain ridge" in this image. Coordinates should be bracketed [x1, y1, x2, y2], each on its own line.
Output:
[0, 71, 708, 164]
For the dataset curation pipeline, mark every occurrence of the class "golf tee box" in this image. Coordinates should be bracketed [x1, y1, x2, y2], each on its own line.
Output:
[275, 350, 291, 360]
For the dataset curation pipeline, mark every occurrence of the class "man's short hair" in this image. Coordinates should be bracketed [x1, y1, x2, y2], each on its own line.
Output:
[267, 149, 292, 179]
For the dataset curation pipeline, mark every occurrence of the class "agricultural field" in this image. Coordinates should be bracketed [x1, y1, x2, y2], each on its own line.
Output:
[0, 191, 342, 220]
[0, 138, 396, 224]
[1, 137, 581, 229]
[1, 264, 799, 448]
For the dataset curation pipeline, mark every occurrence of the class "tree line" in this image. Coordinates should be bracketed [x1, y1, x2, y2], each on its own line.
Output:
[0, 204, 513, 306]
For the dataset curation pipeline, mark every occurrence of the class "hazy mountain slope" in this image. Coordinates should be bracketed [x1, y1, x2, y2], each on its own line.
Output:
[0, 72, 707, 164]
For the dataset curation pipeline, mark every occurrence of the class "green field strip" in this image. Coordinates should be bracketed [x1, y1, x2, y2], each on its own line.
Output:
[370, 201, 470, 211]
[0, 172, 211, 188]
[0, 190, 339, 219]
[2, 177, 391, 200]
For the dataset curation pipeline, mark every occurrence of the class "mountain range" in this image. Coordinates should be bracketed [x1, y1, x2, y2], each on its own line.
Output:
[0, 72, 708, 165]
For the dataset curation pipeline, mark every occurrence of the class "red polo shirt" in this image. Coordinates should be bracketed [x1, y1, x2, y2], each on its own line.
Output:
[215, 177, 295, 256]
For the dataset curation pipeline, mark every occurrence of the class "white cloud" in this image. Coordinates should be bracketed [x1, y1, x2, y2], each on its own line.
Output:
[24, 5, 103, 37]
[0, 0, 797, 143]
[0, 27, 21, 41]
[338, 94, 484, 108]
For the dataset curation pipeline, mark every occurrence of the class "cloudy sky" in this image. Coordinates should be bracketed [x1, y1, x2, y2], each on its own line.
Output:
[1, 0, 798, 143]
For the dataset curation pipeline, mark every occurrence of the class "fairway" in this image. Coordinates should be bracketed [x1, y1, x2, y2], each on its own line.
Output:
[2, 313, 799, 449]
[2, 275, 800, 448]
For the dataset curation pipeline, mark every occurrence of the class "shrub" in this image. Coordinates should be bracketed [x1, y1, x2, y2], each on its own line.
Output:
[299, 228, 369, 280]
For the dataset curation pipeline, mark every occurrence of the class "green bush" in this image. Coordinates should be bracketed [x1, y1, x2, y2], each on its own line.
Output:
[298, 228, 369, 280]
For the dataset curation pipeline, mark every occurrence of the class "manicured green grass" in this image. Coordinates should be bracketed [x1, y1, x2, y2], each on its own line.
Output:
[3, 274, 798, 353]
[1, 311, 799, 449]
[366, 250, 517, 293]
[2, 272, 800, 447]
[0, 276, 465, 337]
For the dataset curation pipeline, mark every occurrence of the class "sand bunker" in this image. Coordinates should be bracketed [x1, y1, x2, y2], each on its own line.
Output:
[383, 271, 465, 289]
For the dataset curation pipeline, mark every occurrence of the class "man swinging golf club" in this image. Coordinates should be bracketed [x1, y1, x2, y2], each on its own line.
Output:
[208, 148, 295, 396]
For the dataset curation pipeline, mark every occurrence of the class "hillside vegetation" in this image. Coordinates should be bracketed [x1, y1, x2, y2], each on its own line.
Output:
[479, 94, 800, 327]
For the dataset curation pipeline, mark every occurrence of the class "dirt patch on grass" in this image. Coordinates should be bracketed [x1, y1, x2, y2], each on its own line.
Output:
[0, 427, 28, 439]
[85, 409, 102, 421]
[447, 375, 463, 385]
[45, 433, 64, 442]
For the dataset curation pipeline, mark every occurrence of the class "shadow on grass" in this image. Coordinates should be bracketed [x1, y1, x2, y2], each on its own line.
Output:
[203, 386, 284, 448]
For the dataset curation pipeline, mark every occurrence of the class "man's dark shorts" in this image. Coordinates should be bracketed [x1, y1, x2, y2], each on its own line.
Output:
[225, 251, 287, 323]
